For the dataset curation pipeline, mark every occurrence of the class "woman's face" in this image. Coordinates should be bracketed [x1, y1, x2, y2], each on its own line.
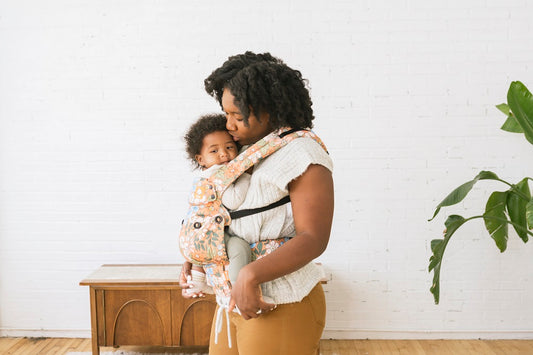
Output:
[221, 88, 272, 146]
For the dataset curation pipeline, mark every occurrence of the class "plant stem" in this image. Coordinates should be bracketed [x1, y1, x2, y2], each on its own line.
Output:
[465, 215, 533, 237]
[496, 178, 532, 201]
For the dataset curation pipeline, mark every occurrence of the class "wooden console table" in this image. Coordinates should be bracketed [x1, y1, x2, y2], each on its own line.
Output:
[79, 264, 216, 355]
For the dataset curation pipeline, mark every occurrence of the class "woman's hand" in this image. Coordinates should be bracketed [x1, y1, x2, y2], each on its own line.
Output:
[228, 164, 333, 317]
[229, 266, 276, 320]
[179, 261, 205, 298]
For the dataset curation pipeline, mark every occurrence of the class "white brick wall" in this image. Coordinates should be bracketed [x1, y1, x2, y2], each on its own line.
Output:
[1, 0, 533, 339]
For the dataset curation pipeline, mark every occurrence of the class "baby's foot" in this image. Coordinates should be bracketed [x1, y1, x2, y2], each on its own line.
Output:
[185, 270, 213, 295]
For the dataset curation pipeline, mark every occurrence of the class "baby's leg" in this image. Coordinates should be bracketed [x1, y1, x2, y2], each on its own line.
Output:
[192, 264, 205, 274]
[225, 236, 252, 284]
[225, 236, 276, 307]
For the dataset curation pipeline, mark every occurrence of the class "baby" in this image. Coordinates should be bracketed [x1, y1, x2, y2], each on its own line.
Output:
[183, 113, 252, 295]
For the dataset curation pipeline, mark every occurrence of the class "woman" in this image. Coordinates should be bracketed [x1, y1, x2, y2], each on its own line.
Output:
[180, 51, 334, 355]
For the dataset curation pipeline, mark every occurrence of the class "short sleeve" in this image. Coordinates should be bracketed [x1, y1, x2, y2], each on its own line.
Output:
[264, 137, 333, 191]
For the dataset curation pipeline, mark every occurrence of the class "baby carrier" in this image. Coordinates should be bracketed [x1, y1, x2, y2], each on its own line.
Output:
[179, 127, 327, 346]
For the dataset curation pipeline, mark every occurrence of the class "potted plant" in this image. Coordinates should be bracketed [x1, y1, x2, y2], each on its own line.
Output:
[428, 81, 533, 304]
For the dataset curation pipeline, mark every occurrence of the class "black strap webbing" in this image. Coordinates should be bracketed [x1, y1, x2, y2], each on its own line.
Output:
[228, 129, 306, 220]
[279, 128, 302, 138]
[229, 195, 291, 220]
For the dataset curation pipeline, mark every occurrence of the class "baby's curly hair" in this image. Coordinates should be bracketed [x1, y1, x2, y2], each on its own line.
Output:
[184, 113, 230, 169]
[204, 51, 314, 130]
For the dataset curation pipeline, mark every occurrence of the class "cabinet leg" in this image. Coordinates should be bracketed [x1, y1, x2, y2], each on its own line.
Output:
[89, 287, 100, 355]
[91, 341, 99, 355]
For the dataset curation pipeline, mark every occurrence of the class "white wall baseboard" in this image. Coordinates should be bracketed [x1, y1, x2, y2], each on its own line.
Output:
[322, 329, 533, 340]
[0, 328, 91, 338]
[2, 327, 533, 340]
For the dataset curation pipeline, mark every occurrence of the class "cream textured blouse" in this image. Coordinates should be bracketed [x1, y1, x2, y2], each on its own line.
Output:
[225, 136, 333, 304]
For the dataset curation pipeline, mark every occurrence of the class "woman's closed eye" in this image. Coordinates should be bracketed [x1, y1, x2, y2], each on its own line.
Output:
[225, 112, 244, 122]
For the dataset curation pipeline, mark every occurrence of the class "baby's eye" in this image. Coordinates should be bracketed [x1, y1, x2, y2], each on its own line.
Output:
[227, 145, 235, 150]
[210, 149, 217, 154]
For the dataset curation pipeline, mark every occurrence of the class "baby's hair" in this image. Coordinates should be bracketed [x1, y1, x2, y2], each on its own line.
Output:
[184, 113, 231, 169]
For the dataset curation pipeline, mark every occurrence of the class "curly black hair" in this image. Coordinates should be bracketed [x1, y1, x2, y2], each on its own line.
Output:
[204, 51, 314, 130]
[184, 113, 233, 169]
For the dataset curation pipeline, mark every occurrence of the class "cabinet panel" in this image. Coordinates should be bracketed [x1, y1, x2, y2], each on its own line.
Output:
[171, 290, 216, 346]
[103, 289, 172, 346]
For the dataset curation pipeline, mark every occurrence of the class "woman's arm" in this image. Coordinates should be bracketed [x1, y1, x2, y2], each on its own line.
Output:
[229, 164, 334, 319]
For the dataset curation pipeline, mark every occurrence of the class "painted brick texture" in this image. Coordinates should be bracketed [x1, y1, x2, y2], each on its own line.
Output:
[1, 0, 533, 338]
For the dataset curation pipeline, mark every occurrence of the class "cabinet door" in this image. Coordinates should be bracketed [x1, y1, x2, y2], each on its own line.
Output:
[102, 289, 172, 346]
[171, 290, 217, 346]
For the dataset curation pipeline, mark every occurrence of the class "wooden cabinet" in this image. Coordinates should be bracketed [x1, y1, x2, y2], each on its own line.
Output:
[80, 264, 216, 355]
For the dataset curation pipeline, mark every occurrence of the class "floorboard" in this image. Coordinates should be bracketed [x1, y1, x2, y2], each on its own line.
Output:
[1, 337, 533, 354]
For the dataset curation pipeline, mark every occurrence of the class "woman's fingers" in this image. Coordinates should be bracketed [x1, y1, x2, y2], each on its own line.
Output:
[179, 262, 192, 285]
[231, 297, 276, 320]
[255, 299, 277, 315]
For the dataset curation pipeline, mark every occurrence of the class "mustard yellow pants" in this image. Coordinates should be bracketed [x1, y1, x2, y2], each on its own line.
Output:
[209, 283, 325, 355]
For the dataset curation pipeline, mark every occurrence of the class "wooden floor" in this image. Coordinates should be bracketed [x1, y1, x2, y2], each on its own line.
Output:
[2, 337, 533, 354]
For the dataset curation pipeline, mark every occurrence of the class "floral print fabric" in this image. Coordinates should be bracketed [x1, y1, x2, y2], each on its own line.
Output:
[179, 127, 327, 299]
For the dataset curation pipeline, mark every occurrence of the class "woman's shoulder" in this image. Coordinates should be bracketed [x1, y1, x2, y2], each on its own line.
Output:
[286, 134, 328, 150]
[256, 135, 333, 189]
[279, 135, 332, 169]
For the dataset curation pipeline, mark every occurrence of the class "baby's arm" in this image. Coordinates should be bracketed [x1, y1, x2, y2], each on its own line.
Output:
[221, 173, 251, 210]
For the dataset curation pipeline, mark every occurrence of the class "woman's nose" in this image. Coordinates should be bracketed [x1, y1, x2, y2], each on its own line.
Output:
[226, 116, 236, 131]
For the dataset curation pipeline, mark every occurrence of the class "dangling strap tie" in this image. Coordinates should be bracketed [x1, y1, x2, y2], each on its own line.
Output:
[214, 297, 233, 348]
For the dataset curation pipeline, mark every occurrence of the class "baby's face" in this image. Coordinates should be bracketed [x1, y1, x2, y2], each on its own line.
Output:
[195, 130, 239, 169]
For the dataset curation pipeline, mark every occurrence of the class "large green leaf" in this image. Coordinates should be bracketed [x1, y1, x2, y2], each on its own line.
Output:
[484, 191, 509, 252]
[496, 103, 510, 116]
[429, 171, 500, 221]
[526, 198, 533, 230]
[496, 103, 524, 133]
[507, 81, 533, 145]
[429, 214, 467, 304]
[501, 115, 524, 133]
[507, 179, 531, 243]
